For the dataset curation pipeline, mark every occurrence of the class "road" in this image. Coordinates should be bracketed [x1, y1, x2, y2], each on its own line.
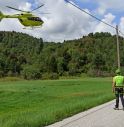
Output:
[46, 100, 124, 127]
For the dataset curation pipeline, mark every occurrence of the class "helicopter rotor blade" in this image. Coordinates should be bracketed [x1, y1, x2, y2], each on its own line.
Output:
[7, 4, 45, 13]
[31, 4, 44, 12]
[6, 6, 29, 13]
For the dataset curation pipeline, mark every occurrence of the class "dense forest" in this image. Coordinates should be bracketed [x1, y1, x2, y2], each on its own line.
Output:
[0, 31, 124, 79]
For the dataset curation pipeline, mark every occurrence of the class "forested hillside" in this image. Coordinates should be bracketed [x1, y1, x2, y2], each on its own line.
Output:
[0, 31, 124, 79]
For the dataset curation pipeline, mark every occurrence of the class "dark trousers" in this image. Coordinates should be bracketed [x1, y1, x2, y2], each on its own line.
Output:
[115, 88, 124, 108]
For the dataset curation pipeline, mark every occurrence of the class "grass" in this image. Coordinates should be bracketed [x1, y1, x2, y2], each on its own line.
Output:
[0, 77, 114, 127]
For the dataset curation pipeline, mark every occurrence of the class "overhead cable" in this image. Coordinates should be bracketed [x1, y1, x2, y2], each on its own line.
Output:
[65, 0, 124, 36]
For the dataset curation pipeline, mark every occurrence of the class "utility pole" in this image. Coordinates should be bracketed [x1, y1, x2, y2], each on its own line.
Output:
[116, 25, 120, 69]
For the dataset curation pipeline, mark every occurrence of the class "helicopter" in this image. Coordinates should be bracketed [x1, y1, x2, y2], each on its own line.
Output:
[0, 4, 46, 28]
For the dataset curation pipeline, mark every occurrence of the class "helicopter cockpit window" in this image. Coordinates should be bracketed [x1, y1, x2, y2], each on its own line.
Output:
[28, 17, 42, 22]
[37, 17, 42, 21]
[35, 17, 42, 21]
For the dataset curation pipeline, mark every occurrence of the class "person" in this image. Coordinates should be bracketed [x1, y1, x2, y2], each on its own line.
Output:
[112, 69, 124, 110]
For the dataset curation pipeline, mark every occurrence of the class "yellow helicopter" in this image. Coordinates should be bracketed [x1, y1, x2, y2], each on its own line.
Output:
[0, 4, 46, 28]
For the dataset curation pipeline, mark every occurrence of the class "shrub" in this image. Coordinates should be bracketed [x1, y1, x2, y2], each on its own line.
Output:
[68, 69, 78, 76]
[42, 73, 59, 80]
[87, 68, 96, 77]
[21, 65, 42, 80]
[0, 70, 4, 78]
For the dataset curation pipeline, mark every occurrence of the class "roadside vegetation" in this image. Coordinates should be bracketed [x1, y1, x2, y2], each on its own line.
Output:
[0, 78, 114, 127]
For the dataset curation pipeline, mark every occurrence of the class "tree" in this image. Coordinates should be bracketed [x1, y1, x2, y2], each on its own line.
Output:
[48, 55, 57, 73]
[92, 53, 105, 76]
[0, 31, 123, 79]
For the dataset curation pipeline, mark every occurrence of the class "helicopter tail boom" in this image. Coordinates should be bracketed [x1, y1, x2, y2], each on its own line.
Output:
[0, 11, 3, 21]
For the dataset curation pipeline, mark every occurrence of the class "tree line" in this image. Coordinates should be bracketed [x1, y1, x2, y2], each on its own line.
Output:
[0, 31, 124, 79]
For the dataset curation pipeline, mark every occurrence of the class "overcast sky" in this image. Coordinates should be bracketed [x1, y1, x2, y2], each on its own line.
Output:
[0, 0, 124, 42]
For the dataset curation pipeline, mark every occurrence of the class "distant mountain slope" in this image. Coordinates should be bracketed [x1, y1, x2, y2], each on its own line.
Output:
[0, 31, 124, 79]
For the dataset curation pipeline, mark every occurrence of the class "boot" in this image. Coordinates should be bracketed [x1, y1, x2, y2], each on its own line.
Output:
[113, 107, 119, 110]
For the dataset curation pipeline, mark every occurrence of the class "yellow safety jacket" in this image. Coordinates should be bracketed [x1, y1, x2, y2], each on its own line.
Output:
[113, 75, 124, 87]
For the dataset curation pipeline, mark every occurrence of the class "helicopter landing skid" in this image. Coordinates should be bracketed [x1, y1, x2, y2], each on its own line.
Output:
[23, 26, 41, 30]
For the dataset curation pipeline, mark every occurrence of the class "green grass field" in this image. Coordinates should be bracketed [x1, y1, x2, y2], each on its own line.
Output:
[0, 78, 114, 127]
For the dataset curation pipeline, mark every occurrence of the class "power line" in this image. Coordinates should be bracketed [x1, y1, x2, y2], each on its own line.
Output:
[64, 0, 124, 69]
[64, 0, 124, 35]
[119, 30, 124, 37]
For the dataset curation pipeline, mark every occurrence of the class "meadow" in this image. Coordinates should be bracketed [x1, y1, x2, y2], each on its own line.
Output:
[0, 78, 114, 127]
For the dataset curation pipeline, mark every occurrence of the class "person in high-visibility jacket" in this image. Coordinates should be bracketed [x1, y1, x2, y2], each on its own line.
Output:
[112, 69, 124, 110]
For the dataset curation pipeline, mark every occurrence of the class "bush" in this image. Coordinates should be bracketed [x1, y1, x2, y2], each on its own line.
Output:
[0, 71, 4, 78]
[62, 72, 69, 77]
[42, 73, 59, 80]
[7, 71, 14, 77]
[49, 73, 59, 80]
[21, 65, 42, 80]
[87, 68, 111, 77]
[0, 77, 23, 81]
[87, 68, 96, 77]
[68, 69, 77, 76]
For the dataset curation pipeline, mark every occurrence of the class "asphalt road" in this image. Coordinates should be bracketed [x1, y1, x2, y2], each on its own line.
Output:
[47, 100, 124, 127]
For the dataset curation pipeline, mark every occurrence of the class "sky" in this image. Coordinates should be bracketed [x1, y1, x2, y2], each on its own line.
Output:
[0, 0, 124, 42]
